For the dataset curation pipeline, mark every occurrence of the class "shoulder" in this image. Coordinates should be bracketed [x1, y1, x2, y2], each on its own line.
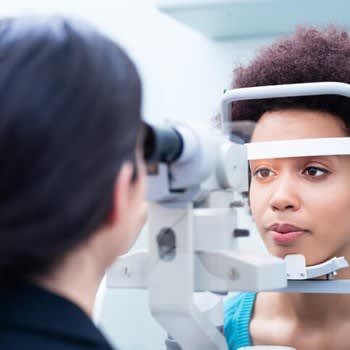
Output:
[0, 283, 115, 350]
[0, 328, 115, 350]
[223, 292, 257, 350]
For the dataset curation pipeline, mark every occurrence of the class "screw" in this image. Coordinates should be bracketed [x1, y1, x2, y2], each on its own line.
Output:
[123, 267, 130, 278]
[229, 268, 239, 280]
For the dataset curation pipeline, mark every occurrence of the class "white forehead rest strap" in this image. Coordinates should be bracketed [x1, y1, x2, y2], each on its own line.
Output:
[221, 82, 350, 134]
[246, 137, 350, 160]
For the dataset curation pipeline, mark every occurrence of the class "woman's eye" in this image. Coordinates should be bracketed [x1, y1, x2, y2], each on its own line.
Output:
[254, 168, 274, 178]
[303, 166, 329, 177]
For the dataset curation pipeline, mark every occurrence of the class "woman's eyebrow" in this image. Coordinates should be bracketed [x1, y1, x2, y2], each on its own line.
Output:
[301, 155, 340, 164]
[248, 156, 340, 170]
[248, 159, 274, 170]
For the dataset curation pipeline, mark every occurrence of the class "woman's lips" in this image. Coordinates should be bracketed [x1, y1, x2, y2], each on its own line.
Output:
[267, 223, 307, 245]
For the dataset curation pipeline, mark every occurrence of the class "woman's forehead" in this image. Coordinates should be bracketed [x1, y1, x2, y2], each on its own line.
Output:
[251, 109, 347, 142]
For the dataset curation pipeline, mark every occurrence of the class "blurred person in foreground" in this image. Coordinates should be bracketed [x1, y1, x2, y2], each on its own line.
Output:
[0, 16, 147, 350]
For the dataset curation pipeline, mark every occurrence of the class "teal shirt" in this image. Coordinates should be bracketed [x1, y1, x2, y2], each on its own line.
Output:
[223, 292, 257, 350]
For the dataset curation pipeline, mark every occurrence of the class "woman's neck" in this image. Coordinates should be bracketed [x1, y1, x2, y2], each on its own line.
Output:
[33, 246, 106, 318]
[276, 292, 350, 325]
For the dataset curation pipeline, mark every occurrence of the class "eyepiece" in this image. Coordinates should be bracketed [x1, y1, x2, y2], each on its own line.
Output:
[143, 123, 183, 163]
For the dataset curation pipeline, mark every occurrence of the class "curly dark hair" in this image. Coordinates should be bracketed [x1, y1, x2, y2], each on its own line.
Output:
[230, 26, 350, 132]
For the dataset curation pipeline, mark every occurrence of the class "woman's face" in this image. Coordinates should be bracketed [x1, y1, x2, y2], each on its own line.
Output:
[249, 109, 350, 265]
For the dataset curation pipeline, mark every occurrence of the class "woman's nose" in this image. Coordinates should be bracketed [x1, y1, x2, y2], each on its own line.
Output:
[269, 176, 301, 212]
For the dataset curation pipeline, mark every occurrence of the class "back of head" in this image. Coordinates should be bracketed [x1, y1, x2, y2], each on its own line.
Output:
[0, 16, 142, 284]
[230, 25, 350, 132]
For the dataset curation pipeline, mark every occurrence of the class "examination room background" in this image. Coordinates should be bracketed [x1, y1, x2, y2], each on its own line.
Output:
[0, 0, 286, 349]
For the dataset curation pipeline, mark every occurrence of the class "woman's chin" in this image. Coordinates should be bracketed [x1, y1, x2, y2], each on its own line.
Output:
[267, 246, 334, 267]
[267, 244, 300, 258]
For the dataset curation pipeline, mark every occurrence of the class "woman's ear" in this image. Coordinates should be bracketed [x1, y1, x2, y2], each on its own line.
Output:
[104, 158, 147, 257]
[106, 161, 134, 228]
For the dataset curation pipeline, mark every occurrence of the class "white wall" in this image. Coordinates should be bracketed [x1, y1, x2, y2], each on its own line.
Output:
[0, 1, 273, 349]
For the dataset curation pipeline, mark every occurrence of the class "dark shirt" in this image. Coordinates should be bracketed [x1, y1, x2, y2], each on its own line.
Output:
[0, 283, 116, 350]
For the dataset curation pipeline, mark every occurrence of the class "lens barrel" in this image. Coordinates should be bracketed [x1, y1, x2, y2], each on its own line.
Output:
[143, 123, 183, 163]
